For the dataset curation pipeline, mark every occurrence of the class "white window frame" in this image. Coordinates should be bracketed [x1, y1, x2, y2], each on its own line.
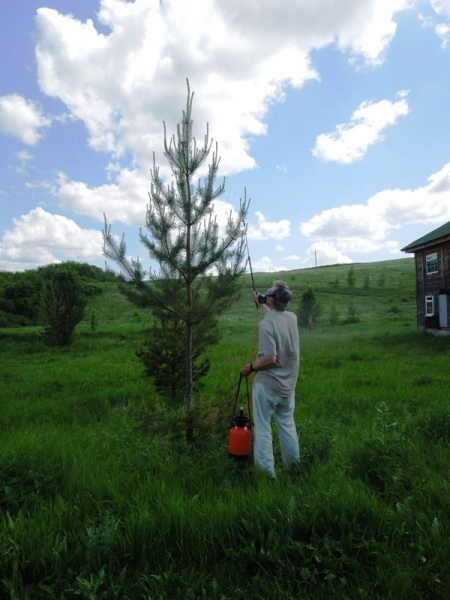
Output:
[425, 295, 434, 316]
[426, 252, 438, 274]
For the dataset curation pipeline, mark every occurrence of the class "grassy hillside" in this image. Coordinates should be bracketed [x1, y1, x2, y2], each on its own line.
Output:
[225, 257, 416, 328]
[2, 257, 450, 599]
[83, 257, 416, 328]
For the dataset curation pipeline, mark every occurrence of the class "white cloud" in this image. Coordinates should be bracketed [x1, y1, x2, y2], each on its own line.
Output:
[11, 150, 34, 175]
[0, 94, 51, 145]
[285, 254, 300, 260]
[312, 95, 409, 163]
[386, 240, 401, 254]
[209, 198, 243, 236]
[52, 169, 240, 242]
[220, 0, 410, 67]
[301, 204, 391, 240]
[420, 1, 450, 46]
[303, 242, 352, 267]
[33, 0, 409, 177]
[252, 255, 287, 273]
[54, 169, 149, 225]
[336, 0, 411, 67]
[247, 211, 290, 241]
[0, 207, 103, 271]
[435, 22, 450, 46]
[300, 162, 450, 260]
[431, 0, 450, 17]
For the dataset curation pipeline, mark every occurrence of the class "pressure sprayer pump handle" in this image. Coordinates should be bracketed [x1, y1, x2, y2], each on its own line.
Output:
[230, 378, 252, 429]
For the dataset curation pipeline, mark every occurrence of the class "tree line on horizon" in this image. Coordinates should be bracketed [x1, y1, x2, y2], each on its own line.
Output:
[0, 261, 115, 327]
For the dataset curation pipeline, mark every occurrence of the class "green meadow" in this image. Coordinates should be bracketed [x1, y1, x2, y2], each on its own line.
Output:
[1, 257, 450, 599]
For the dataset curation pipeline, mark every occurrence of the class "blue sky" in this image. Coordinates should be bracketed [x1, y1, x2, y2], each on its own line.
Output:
[1, 0, 450, 273]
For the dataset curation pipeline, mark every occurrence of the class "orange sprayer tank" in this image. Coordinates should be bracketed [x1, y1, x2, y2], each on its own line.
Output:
[228, 407, 252, 459]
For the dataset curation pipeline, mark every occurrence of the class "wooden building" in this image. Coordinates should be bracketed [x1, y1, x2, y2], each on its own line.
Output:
[402, 221, 450, 329]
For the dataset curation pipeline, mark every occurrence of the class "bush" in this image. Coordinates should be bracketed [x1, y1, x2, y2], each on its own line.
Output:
[42, 268, 86, 346]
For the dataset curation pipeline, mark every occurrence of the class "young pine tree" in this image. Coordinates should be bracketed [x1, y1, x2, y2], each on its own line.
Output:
[347, 264, 356, 288]
[297, 286, 324, 328]
[124, 276, 221, 405]
[103, 80, 249, 411]
[137, 303, 219, 406]
[329, 298, 341, 326]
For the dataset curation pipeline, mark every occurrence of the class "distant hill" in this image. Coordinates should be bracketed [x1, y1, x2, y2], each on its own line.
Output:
[0, 257, 416, 329]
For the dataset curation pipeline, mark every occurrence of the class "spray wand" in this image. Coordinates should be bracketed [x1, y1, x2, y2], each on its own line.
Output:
[243, 220, 259, 308]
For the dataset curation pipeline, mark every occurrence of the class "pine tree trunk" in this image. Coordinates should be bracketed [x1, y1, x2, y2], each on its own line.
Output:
[185, 175, 194, 440]
[185, 319, 194, 442]
[185, 319, 193, 410]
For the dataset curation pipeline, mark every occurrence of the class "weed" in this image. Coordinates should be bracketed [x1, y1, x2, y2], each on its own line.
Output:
[0, 455, 63, 512]
[418, 408, 450, 444]
[67, 566, 110, 599]
[85, 511, 121, 567]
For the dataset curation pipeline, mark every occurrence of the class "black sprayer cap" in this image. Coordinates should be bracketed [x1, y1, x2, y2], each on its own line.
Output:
[233, 407, 250, 428]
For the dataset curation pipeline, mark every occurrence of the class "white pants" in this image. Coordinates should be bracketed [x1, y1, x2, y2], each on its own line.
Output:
[252, 381, 300, 477]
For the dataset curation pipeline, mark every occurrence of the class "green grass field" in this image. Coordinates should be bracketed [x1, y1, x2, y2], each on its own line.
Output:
[1, 258, 450, 599]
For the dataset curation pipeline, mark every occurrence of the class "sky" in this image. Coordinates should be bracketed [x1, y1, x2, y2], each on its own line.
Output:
[1, 0, 450, 275]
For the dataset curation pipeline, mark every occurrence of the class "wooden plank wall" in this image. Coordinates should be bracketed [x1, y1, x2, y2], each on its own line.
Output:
[414, 242, 450, 328]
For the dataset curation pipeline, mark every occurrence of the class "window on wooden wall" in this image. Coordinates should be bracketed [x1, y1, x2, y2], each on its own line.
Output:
[425, 295, 434, 316]
[426, 252, 438, 274]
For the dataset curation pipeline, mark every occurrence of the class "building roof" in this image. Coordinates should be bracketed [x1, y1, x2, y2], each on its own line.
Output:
[402, 221, 450, 253]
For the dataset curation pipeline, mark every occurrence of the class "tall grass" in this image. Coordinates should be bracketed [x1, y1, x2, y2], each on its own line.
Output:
[2, 259, 450, 598]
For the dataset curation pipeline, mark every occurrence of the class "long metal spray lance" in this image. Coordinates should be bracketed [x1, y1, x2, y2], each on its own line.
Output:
[243, 221, 258, 309]
[243, 222, 259, 420]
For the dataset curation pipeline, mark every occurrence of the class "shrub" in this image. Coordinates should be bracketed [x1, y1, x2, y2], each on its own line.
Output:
[42, 269, 86, 346]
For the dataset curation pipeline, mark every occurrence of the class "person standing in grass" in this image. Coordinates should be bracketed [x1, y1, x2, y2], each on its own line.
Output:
[240, 280, 300, 477]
